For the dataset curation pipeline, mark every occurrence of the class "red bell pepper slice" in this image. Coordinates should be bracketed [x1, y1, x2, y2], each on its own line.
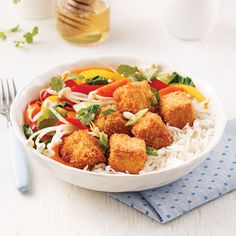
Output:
[150, 79, 168, 91]
[40, 90, 51, 101]
[65, 79, 78, 88]
[71, 83, 104, 95]
[56, 118, 88, 130]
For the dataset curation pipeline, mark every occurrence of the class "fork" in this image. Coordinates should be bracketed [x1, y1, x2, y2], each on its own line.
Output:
[0, 78, 30, 193]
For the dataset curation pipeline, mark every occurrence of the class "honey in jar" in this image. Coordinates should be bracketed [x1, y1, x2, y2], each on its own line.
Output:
[56, 0, 110, 44]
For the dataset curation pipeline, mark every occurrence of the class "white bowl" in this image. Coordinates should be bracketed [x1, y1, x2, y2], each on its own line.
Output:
[10, 56, 226, 192]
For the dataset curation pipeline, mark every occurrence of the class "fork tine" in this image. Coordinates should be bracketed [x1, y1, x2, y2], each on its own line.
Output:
[0, 78, 5, 106]
[6, 79, 12, 105]
[11, 78, 17, 97]
[0, 78, 4, 106]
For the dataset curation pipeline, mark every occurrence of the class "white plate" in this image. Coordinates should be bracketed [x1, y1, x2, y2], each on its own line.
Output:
[10, 56, 226, 192]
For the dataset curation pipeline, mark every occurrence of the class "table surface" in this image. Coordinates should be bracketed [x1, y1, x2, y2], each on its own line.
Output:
[1, 0, 236, 235]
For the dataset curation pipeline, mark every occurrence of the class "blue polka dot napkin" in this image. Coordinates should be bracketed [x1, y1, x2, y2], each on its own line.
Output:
[109, 119, 236, 224]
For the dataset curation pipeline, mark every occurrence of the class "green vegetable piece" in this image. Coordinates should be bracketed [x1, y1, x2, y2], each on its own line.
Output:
[149, 97, 156, 106]
[90, 123, 108, 153]
[125, 108, 148, 126]
[56, 102, 69, 108]
[146, 147, 158, 156]
[23, 26, 38, 44]
[43, 140, 51, 147]
[151, 87, 160, 104]
[102, 109, 116, 115]
[10, 25, 20, 33]
[116, 64, 146, 82]
[37, 107, 67, 129]
[68, 73, 84, 80]
[87, 76, 108, 85]
[143, 68, 159, 82]
[76, 105, 100, 125]
[13, 0, 20, 4]
[37, 119, 56, 130]
[50, 76, 64, 92]
[170, 72, 195, 87]
[0, 32, 7, 40]
[98, 132, 108, 152]
[158, 74, 174, 84]
[23, 124, 33, 137]
[13, 40, 25, 47]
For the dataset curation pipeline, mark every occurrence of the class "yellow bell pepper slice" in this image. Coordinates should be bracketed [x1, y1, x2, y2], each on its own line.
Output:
[169, 83, 206, 102]
[78, 69, 125, 83]
[41, 96, 60, 110]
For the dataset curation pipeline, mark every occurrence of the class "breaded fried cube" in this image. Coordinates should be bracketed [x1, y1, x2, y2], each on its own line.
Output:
[60, 130, 105, 169]
[94, 105, 130, 136]
[113, 81, 156, 114]
[108, 134, 147, 174]
[131, 112, 173, 149]
[160, 91, 195, 129]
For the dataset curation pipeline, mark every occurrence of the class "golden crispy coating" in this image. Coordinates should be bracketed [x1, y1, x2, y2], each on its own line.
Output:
[60, 130, 105, 169]
[94, 105, 130, 136]
[108, 134, 147, 174]
[131, 112, 173, 149]
[160, 91, 195, 129]
[113, 81, 156, 114]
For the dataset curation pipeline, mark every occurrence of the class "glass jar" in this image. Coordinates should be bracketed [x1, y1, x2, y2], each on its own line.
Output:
[56, 0, 110, 44]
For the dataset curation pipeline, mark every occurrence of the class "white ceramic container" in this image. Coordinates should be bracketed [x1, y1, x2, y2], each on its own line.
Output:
[10, 56, 226, 192]
[12, 0, 55, 20]
[160, 0, 220, 40]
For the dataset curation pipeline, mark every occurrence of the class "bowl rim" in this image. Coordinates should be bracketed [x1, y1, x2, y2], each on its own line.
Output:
[10, 55, 226, 178]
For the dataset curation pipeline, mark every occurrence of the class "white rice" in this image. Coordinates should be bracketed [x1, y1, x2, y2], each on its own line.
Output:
[92, 99, 215, 175]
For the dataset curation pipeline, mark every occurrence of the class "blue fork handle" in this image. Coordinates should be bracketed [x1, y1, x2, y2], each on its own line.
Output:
[10, 126, 30, 193]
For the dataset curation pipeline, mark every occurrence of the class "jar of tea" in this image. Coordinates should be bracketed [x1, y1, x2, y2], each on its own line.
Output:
[56, 0, 110, 44]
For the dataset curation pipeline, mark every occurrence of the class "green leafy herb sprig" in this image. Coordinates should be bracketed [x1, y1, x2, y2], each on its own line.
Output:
[0, 25, 39, 47]
[0, 25, 20, 40]
[50, 76, 64, 92]
[116, 64, 146, 82]
[14, 26, 39, 47]
[13, 0, 20, 4]
[76, 104, 100, 125]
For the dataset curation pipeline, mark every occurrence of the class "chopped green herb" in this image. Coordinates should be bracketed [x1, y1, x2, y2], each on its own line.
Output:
[10, 25, 20, 33]
[125, 108, 148, 126]
[56, 102, 69, 108]
[50, 76, 64, 92]
[43, 140, 51, 147]
[146, 147, 158, 156]
[170, 72, 195, 87]
[151, 87, 160, 104]
[0, 32, 7, 40]
[76, 104, 100, 125]
[102, 109, 116, 115]
[23, 26, 38, 44]
[68, 73, 85, 80]
[87, 76, 109, 85]
[12, 26, 39, 47]
[149, 97, 156, 106]
[13, 40, 25, 47]
[23, 124, 33, 137]
[13, 0, 20, 4]
[143, 68, 159, 82]
[116, 64, 146, 82]
[90, 123, 108, 153]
